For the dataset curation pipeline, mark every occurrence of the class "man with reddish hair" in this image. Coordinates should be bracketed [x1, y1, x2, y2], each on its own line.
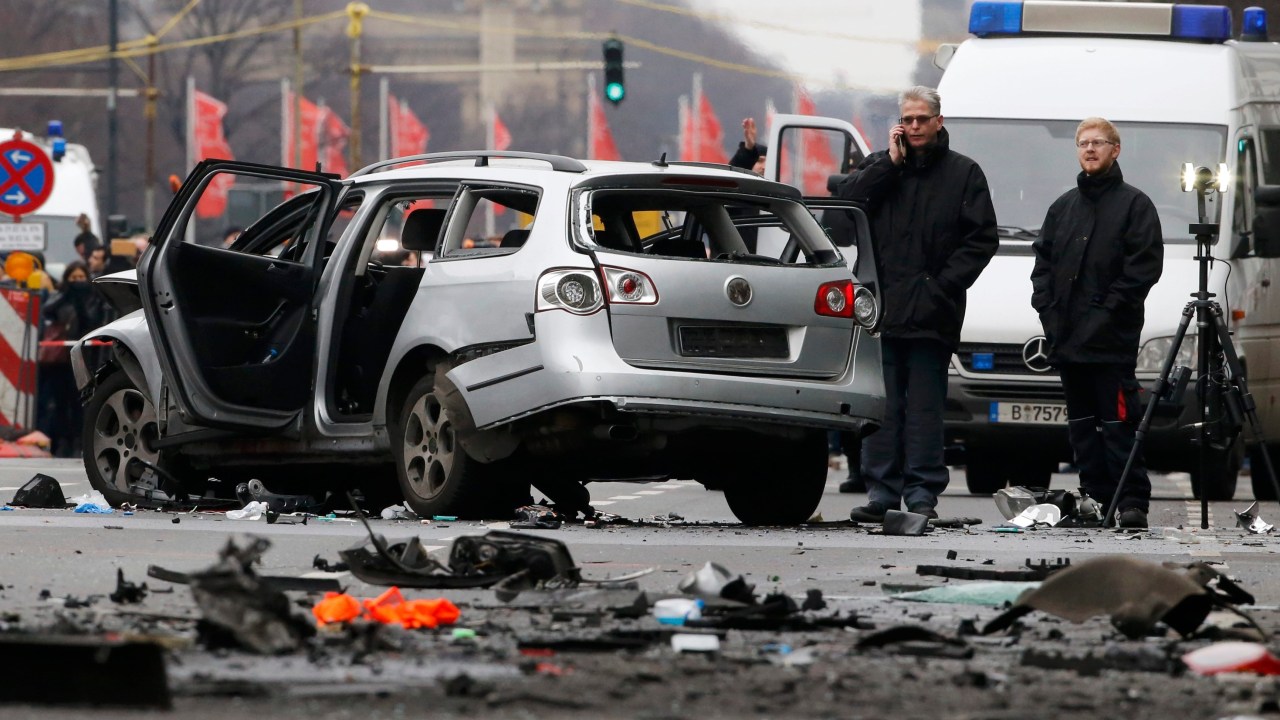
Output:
[1031, 117, 1164, 528]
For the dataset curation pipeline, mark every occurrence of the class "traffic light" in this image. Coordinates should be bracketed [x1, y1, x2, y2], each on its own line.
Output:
[603, 38, 625, 105]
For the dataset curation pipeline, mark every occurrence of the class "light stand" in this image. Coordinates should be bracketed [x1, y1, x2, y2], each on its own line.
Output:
[1103, 165, 1280, 528]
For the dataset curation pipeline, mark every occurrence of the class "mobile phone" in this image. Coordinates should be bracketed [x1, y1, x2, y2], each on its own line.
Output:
[896, 132, 907, 155]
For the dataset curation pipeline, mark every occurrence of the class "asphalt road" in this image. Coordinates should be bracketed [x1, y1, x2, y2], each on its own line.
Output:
[0, 457, 1276, 604]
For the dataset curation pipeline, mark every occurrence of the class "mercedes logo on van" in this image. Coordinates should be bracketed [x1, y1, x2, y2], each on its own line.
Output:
[725, 277, 752, 307]
[1022, 336, 1052, 373]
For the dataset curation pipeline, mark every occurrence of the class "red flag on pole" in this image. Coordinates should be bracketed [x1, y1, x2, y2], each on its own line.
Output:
[389, 95, 430, 158]
[695, 90, 728, 164]
[796, 88, 838, 195]
[492, 110, 512, 152]
[679, 96, 694, 161]
[588, 91, 621, 161]
[322, 109, 351, 177]
[283, 90, 323, 172]
[193, 90, 235, 218]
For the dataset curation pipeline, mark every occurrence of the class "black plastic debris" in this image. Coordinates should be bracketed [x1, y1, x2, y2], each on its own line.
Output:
[10, 473, 65, 508]
[108, 568, 147, 604]
[801, 589, 827, 611]
[181, 538, 316, 654]
[856, 625, 974, 659]
[312, 554, 349, 573]
[511, 504, 565, 530]
[882, 509, 930, 536]
[983, 556, 1257, 639]
[678, 561, 758, 605]
[0, 636, 170, 708]
[236, 478, 329, 514]
[917, 557, 1071, 582]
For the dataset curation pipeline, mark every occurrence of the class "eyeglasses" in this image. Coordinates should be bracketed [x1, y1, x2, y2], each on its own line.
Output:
[1076, 139, 1116, 149]
[898, 114, 938, 126]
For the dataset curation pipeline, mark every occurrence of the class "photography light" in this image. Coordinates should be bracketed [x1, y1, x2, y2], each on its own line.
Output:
[1217, 162, 1230, 192]
[1181, 163, 1223, 194]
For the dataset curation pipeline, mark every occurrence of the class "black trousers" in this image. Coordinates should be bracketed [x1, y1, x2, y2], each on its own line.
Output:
[1060, 362, 1150, 512]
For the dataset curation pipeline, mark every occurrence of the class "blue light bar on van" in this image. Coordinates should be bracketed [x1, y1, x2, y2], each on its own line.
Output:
[1172, 5, 1232, 41]
[970, 1, 1023, 37]
[968, 2, 1233, 42]
[1242, 7, 1268, 41]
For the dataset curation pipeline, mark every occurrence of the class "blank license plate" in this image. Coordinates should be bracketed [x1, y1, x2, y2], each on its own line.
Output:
[988, 402, 1068, 425]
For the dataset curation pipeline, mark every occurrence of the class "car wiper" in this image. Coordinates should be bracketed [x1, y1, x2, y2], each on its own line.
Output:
[997, 225, 1040, 240]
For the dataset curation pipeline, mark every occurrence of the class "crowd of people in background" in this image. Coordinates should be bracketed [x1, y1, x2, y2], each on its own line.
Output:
[0, 213, 146, 457]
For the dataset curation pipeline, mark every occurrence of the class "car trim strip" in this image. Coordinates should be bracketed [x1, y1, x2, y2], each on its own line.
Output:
[465, 364, 545, 392]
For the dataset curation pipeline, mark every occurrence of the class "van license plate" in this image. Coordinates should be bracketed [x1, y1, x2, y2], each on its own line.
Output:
[989, 402, 1068, 425]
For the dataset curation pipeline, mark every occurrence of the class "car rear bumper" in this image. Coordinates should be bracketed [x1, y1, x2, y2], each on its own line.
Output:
[446, 310, 885, 433]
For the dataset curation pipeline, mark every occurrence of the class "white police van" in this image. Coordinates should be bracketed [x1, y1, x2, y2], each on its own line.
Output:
[935, 1, 1280, 501]
[0, 122, 101, 281]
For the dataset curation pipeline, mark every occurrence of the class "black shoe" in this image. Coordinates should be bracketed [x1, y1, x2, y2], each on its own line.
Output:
[849, 503, 889, 523]
[908, 505, 939, 520]
[839, 476, 866, 493]
[1118, 507, 1148, 529]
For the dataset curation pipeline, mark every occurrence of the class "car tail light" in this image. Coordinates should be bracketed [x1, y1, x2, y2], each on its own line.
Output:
[815, 280, 853, 318]
[536, 268, 604, 315]
[815, 280, 879, 328]
[601, 266, 659, 304]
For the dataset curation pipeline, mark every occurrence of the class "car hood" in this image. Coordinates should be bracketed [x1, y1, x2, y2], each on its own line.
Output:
[962, 243, 1200, 344]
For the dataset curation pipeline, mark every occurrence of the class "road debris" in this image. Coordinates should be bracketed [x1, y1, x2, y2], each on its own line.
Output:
[9, 473, 65, 508]
[108, 569, 148, 604]
[0, 636, 170, 709]
[653, 597, 704, 625]
[882, 509, 930, 535]
[225, 501, 269, 521]
[677, 561, 757, 604]
[1183, 641, 1280, 675]
[69, 490, 112, 514]
[312, 587, 461, 629]
[1235, 501, 1275, 534]
[893, 581, 1040, 606]
[236, 478, 330, 514]
[983, 556, 1258, 639]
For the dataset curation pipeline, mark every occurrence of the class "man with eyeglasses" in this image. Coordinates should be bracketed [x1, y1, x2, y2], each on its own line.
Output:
[1030, 117, 1163, 529]
[835, 86, 998, 523]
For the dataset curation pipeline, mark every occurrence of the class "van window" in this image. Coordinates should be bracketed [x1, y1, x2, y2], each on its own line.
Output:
[947, 119, 1226, 244]
[1259, 129, 1280, 186]
[1234, 138, 1258, 256]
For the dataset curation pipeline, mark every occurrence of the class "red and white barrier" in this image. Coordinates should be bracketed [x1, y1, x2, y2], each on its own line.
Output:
[0, 288, 38, 429]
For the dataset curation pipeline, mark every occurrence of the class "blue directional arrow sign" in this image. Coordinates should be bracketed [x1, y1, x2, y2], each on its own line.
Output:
[0, 139, 54, 220]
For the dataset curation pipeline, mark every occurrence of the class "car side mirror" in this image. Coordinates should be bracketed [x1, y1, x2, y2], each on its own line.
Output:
[1253, 186, 1280, 258]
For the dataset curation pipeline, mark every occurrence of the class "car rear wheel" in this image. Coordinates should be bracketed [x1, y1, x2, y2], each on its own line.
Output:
[394, 369, 487, 518]
[82, 371, 190, 506]
[723, 431, 827, 526]
[964, 448, 1053, 495]
[1189, 440, 1241, 501]
[1251, 443, 1279, 501]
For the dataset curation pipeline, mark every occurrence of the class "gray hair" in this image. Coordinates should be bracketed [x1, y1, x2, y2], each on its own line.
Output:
[899, 86, 941, 116]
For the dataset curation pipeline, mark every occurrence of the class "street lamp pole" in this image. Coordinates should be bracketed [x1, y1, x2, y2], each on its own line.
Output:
[347, 2, 369, 170]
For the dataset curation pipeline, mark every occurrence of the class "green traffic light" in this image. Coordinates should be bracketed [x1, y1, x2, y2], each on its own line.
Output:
[605, 82, 625, 103]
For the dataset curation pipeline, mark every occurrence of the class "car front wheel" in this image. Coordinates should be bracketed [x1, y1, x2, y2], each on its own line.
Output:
[82, 371, 188, 506]
[722, 431, 827, 525]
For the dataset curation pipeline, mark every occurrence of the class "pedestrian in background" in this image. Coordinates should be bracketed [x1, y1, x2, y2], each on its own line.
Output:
[37, 261, 107, 457]
[731, 117, 767, 176]
[73, 213, 99, 261]
[835, 86, 998, 522]
[1031, 117, 1163, 529]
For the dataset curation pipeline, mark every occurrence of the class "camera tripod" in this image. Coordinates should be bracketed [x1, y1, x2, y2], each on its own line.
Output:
[1104, 222, 1280, 528]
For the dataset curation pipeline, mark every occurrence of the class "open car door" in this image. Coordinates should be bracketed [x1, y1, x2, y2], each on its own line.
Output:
[764, 114, 880, 329]
[139, 160, 343, 431]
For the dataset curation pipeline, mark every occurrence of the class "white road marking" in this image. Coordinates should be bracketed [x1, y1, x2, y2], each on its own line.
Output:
[609, 495, 642, 500]
[590, 500, 617, 506]
[635, 490, 665, 495]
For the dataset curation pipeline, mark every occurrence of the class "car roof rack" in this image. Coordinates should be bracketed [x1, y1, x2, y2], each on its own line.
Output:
[351, 151, 588, 177]
[663, 161, 760, 176]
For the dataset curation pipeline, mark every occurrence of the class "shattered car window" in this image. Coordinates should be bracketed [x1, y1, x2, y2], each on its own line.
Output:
[579, 189, 843, 266]
[437, 184, 540, 258]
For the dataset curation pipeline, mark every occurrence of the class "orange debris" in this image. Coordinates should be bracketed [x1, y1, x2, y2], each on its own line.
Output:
[311, 587, 461, 630]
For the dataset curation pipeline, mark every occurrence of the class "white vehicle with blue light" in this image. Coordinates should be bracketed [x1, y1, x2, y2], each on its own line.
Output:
[935, 1, 1280, 500]
[0, 121, 100, 280]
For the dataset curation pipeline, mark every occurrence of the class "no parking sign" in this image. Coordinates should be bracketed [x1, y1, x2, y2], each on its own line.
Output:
[0, 137, 53, 221]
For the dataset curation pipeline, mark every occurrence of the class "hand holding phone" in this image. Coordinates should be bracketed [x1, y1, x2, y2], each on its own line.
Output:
[889, 124, 907, 164]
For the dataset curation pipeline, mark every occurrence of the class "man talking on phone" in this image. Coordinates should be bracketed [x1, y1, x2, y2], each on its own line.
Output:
[835, 86, 998, 522]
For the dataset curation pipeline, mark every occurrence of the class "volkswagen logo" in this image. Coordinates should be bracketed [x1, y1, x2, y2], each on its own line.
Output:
[1021, 336, 1052, 373]
[725, 277, 752, 307]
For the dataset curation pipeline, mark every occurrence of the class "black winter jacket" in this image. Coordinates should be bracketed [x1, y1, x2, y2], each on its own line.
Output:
[1030, 163, 1163, 365]
[834, 127, 998, 350]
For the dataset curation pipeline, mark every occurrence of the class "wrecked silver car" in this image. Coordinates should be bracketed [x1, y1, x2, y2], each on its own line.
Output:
[72, 150, 884, 524]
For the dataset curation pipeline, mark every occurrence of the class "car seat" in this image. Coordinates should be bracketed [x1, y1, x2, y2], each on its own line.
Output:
[500, 228, 530, 248]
